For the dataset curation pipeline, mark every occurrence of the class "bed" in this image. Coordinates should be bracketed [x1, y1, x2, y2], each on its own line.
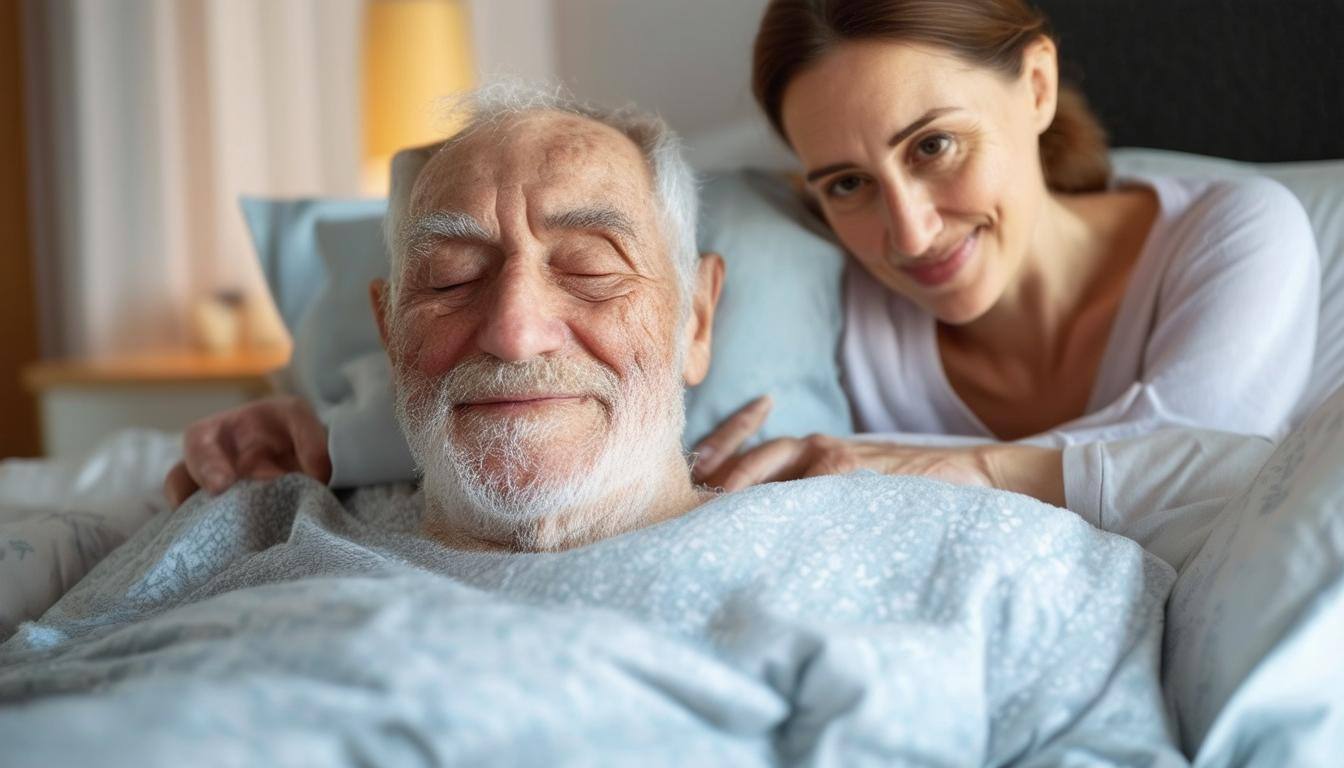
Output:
[2, 1, 1343, 764]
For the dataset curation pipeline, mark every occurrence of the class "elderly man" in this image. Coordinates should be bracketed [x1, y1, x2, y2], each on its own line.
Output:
[372, 93, 721, 552]
[0, 86, 1186, 766]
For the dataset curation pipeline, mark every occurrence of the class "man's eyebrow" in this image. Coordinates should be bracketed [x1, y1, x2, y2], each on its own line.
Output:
[543, 206, 639, 241]
[803, 107, 961, 183]
[403, 211, 493, 256]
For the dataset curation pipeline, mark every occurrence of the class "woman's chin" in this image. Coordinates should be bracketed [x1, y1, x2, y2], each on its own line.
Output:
[923, 284, 998, 326]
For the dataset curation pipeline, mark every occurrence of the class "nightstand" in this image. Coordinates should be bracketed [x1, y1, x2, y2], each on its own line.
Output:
[22, 349, 290, 462]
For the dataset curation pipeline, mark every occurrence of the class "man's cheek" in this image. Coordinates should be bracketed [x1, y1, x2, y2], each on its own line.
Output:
[591, 294, 678, 364]
[399, 319, 470, 377]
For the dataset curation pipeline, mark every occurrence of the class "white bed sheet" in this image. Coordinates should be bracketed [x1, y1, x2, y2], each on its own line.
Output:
[0, 429, 180, 637]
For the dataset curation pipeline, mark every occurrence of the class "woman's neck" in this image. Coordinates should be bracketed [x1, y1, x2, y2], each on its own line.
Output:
[945, 187, 1156, 368]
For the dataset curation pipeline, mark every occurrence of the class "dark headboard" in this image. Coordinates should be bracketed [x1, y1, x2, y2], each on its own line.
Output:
[1034, 0, 1344, 162]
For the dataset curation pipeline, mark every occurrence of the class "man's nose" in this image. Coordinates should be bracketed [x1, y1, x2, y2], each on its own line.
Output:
[881, 179, 942, 258]
[475, 263, 567, 362]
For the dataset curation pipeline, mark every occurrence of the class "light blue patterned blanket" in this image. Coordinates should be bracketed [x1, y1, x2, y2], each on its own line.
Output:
[0, 473, 1185, 766]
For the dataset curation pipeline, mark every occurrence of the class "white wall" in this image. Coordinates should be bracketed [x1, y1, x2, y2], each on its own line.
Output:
[467, 0, 556, 84]
[467, 0, 794, 170]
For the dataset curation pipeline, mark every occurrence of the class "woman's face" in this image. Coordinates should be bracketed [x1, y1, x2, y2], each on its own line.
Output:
[780, 40, 1057, 324]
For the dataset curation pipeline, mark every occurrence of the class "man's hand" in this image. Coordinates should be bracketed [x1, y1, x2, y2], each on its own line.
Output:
[163, 395, 332, 508]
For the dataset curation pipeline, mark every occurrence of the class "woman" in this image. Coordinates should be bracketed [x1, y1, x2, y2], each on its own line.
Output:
[690, 0, 1318, 499]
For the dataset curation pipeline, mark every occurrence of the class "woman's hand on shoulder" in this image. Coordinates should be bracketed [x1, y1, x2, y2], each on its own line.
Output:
[692, 397, 995, 492]
[163, 395, 332, 508]
[702, 434, 996, 492]
[690, 395, 776, 484]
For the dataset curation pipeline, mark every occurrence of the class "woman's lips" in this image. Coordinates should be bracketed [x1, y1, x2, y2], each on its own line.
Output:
[900, 230, 979, 288]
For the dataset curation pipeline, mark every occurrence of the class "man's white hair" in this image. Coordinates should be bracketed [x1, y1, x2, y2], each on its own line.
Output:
[385, 80, 700, 305]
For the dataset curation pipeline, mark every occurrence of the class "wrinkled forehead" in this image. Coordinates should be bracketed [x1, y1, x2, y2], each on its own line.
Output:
[409, 112, 655, 219]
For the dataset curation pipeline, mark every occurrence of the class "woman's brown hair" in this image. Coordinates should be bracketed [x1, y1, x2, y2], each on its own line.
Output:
[752, 0, 1110, 193]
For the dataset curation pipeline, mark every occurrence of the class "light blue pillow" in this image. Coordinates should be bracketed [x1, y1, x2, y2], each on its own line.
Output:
[240, 198, 390, 421]
[1164, 381, 1344, 761]
[297, 214, 389, 406]
[239, 198, 387, 334]
[242, 170, 853, 486]
[687, 170, 852, 446]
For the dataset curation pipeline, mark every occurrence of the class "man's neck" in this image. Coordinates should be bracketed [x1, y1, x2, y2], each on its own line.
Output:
[422, 454, 710, 553]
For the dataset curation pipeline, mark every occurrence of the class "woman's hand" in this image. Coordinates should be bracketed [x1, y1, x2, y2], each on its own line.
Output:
[700, 433, 996, 492]
[690, 395, 776, 484]
[163, 395, 332, 508]
[691, 397, 1064, 505]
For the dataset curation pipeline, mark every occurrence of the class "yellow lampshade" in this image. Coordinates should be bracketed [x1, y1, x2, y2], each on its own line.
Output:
[362, 0, 476, 194]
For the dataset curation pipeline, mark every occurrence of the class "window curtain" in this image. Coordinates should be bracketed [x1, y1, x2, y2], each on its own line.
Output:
[21, 0, 363, 358]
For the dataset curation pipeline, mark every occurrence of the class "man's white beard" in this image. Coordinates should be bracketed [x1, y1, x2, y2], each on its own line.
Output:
[393, 352, 687, 551]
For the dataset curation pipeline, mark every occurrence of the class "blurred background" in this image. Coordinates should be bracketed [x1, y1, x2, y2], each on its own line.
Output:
[0, 0, 785, 461]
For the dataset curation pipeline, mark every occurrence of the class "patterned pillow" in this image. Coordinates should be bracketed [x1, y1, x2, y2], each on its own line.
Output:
[0, 430, 179, 639]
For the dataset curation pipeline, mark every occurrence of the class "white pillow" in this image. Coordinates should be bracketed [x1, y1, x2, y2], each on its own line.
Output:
[1163, 381, 1344, 760]
[1110, 149, 1344, 421]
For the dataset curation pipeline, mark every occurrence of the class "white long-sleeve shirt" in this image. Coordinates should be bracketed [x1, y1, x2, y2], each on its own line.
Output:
[1062, 428, 1275, 569]
[843, 174, 1320, 446]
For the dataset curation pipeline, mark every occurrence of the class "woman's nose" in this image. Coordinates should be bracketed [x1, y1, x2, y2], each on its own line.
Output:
[475, 263, 567, 362]
[881, 181, 942, 257]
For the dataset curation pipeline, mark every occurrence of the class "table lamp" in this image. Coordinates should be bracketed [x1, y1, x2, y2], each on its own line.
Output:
[362, 0, 476, 195]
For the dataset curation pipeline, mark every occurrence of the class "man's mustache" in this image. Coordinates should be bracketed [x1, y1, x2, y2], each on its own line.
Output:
[441, 355, 622, 410]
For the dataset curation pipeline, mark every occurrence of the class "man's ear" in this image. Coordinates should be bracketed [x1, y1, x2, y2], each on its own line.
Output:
[681, 252, 725, 387]
[1023, 36, 1059, 135]
[370, 279, 392, 352]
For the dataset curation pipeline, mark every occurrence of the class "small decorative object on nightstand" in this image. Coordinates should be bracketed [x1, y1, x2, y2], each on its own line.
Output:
[192, 289, 248, 356]
[22, 348, 290, 462]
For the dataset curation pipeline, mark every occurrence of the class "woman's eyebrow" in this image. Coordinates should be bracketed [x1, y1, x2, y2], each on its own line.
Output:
[803, 107, 961, 182]
[887, 107, 960, 148]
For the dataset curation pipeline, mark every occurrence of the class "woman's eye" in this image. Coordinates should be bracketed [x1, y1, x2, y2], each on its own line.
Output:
[825, 175, 869, 199]
[914, 134, 952, 160]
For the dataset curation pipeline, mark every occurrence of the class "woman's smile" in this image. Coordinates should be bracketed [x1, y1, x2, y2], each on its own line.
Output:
[899, 227, 981, 287]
